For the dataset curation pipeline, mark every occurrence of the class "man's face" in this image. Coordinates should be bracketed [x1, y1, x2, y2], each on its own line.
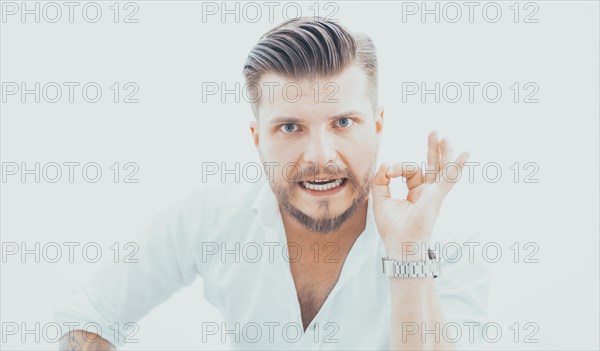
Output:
[250, 64, 384, 234]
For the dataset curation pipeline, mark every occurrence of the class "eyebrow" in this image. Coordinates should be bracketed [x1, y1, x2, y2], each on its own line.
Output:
[269, 111, 363, 125]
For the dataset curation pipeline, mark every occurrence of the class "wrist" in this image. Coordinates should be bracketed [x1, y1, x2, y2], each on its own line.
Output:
[383, 240, 430, 262]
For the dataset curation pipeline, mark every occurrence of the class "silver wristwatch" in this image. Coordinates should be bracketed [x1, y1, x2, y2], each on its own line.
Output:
[381, 249, 440, 278]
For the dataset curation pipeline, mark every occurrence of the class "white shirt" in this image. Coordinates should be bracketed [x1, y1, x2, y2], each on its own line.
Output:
[55, 180, 489, 350]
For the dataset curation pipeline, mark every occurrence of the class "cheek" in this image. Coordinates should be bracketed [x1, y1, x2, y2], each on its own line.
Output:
[342, 147, 377, 182]
[258, 144, 302, 183]
[343, 133, 377, 160]
[264, 137, 306, 163]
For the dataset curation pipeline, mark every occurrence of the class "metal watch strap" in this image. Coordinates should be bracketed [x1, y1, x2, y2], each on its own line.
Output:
[381, 249, 440, 278]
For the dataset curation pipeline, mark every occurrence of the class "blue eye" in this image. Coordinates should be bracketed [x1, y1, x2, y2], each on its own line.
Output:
[280, 123, 298, 133]
[335, 117, 354, 128]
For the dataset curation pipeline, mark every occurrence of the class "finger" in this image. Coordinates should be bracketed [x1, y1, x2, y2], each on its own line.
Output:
[407, 185, 425, 204]
[386, 162, 423, 190]
[437, 151, 470, 196]
[427, 130, 440, 165]
[426, 131, 440, 183]
[371, 162, 391, 205]
[440, 137, 454, 167]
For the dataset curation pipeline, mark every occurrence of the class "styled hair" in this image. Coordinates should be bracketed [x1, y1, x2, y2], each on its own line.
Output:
[242, 17, 378, 118]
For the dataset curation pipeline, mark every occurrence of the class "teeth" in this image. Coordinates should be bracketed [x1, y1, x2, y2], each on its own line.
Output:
[301, 179, 343, 191]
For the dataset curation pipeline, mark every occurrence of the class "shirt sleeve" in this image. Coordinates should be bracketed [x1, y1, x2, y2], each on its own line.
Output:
[434, 226, 491, 350]
[53, 189, 208, 348]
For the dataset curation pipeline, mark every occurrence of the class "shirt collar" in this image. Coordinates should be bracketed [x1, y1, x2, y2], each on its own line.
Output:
[250, 180, 282, 231]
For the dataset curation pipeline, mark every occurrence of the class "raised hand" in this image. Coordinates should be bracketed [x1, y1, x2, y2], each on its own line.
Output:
[371, 131, 470, 258]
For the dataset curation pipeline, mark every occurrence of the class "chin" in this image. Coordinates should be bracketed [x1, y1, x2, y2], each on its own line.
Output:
[296, 197, 352, 218]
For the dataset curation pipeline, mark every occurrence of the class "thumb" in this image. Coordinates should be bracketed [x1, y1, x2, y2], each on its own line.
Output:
[371, 162, 391, 205]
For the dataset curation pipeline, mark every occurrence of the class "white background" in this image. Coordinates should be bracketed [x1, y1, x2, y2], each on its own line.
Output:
[1, 1, 599, 350]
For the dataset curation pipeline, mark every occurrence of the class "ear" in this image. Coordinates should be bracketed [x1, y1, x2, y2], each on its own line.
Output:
[249, 120, 260, 148]
[374, 106, 384, 151]
[375, 105, 384, 136]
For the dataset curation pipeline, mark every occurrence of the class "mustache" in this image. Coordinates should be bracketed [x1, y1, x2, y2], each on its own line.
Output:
[288, 163, 348, 182]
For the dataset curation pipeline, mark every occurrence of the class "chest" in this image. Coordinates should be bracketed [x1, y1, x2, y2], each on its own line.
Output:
[289, 255, 345, 330]
[198, 233, 391, 348]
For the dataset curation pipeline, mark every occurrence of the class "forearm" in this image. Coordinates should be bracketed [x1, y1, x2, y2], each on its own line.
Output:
[386, 243, 455, 350]
[389, 277, 455, 350]
[372, 133, 472, 350]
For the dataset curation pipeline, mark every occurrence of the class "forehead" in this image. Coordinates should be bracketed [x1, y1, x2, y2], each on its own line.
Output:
[257, 64, 372, 122]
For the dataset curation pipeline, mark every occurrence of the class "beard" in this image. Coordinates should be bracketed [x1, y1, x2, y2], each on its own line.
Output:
[268, 162, 373, 234]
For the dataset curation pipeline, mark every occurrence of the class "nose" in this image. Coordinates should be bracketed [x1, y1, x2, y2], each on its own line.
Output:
[302, 129, 338, 167]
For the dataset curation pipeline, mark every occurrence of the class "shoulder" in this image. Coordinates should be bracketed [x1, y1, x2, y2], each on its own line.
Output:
[182, 180, 266, 216]
[170, 180, 268, 238]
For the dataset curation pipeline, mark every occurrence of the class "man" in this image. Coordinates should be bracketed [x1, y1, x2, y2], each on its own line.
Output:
[56, 17, 488, 350]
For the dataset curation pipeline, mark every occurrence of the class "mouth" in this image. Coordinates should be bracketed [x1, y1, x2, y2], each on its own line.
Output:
[297, 178, 348, 195]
